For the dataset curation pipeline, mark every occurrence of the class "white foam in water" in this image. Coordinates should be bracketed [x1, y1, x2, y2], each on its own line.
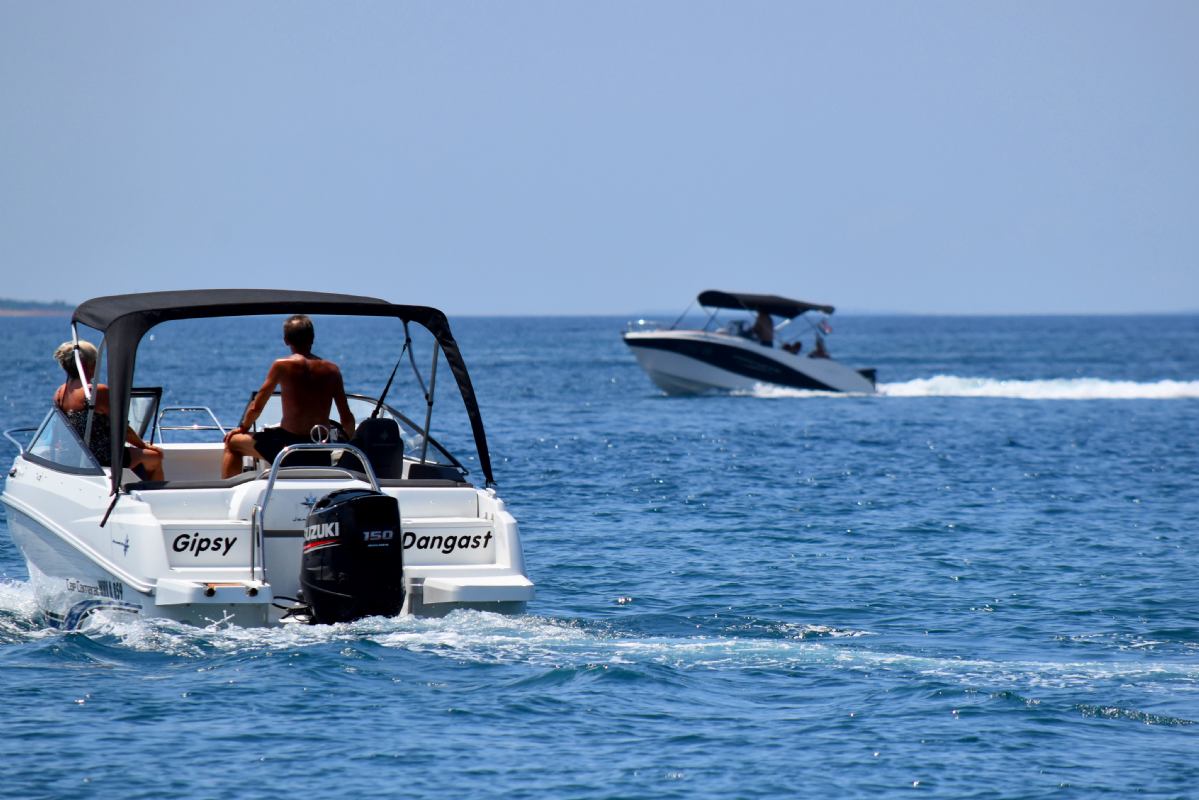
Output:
[3, 595, 1196, 702]
[0, 579, 39, 626]
[881, 376, 1199, 400]
[4, 583, 1196, 692]
[0, 579, 36, 614]
[370, 615, 1199, 690]
[745, 376, 1199, 400]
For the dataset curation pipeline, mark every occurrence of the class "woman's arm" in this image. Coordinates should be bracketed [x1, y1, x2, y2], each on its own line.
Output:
[94, 384, 110, 415]
[124, 426, 160, 452]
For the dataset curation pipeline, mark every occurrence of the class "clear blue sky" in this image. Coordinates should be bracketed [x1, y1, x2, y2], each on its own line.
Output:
[2, 2, 1196, 315]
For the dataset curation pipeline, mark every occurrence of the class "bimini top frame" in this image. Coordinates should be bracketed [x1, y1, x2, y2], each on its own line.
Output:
[71, 289, 495, 496]
[696, 290, 834, 319]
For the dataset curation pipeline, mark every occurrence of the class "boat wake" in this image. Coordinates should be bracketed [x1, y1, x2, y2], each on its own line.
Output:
[882, 376, 1199, 400]
[82, 611, 1199, 701]
[1, 579, 1193, 702]
[745, 376, 1199, 400]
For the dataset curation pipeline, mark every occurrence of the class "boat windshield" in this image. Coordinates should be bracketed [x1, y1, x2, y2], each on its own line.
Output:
[251, 393, 460, 467]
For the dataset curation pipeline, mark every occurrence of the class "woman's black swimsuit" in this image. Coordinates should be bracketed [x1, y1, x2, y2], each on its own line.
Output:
[56, 388, 128, 468]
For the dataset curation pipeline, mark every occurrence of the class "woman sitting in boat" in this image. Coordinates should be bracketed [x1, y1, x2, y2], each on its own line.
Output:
[52, 341, 165, 480]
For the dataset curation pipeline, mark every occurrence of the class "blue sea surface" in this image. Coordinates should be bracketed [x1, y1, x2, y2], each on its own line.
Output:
[1, 313, 1198, 799]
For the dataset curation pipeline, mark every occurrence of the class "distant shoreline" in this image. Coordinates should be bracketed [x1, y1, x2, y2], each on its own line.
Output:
[0, 308, 71, 318]
[0, 296, 73, 317]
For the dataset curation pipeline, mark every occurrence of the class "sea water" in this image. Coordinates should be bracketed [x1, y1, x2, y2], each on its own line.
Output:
[1, 313, 1197, 799]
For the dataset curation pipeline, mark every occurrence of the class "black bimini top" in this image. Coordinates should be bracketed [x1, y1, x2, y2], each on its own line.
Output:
[697, 290, 834, 318]
[71, 289, 494, 493]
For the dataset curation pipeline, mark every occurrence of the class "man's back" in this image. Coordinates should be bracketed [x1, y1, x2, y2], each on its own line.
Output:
[276, 354, 345, 435]
[221, 314, 355, 479]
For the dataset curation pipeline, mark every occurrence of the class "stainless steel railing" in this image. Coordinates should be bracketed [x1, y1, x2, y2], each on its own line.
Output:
[2, 427, 37, 455]
[247, 443, 381, 583]
[156, 406, 228, 441]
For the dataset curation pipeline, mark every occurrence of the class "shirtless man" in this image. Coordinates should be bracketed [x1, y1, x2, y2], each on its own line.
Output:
[221, 315, 356, 478]
[752, 310, 774, 347]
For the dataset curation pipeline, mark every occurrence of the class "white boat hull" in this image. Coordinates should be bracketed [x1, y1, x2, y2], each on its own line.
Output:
[3, 495, 272, 627]
[4, 290, 535, 630]
[623, 330, 876, 395]
[2, 453, 534, 629]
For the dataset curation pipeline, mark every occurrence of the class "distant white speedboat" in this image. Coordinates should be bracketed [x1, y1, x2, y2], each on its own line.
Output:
[623, 290, 877, 395]
[1, 289, 534, 629]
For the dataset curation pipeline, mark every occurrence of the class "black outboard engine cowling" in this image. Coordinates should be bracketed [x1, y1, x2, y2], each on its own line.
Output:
[300, 488, 404, 624]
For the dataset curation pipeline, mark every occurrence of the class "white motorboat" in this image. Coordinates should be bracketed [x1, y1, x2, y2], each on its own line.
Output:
[623, 290, 877, 395]
[1, 290, 534, 628]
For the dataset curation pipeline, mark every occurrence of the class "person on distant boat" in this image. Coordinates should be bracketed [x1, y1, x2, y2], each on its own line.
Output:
[809, 335, 830, 359]
[52, 340, 165, 480]
[752, 310, 774, 347]
[222, 314, 356, 478]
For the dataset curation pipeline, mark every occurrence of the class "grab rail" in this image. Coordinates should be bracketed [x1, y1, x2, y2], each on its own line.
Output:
[248, 443, 381, 583]
[3, 427, 37, 455]
[157, 406, 227, 441]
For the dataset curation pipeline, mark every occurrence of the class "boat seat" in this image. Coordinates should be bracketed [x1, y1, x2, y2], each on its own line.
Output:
[406, 461, 467, 481]
[126, 469, 470, 492]
[126, 467, 368, 491]
[126, 471, 264, 491]
[339, 417, 406, 479]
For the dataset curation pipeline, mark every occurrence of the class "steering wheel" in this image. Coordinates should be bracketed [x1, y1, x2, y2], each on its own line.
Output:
[310, 420, 349, 443]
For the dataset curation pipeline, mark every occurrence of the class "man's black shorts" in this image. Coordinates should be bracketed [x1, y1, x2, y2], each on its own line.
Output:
[252, 426, 310, 464]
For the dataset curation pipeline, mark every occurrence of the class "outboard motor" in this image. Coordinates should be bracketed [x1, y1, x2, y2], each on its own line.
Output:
[300, 488, 404, 624]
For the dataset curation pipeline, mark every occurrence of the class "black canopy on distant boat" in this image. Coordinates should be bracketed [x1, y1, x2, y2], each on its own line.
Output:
[697, 290, 834, 318]
[72, 289, 494, 495]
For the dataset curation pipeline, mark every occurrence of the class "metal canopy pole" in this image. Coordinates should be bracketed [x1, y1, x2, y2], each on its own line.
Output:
[70, 323, 94, 406]
[71, 323, 100, 454]
[419, 343, 439, 464]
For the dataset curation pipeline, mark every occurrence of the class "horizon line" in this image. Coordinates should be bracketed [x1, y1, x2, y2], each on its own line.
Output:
[2, 307, 1196, 319]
